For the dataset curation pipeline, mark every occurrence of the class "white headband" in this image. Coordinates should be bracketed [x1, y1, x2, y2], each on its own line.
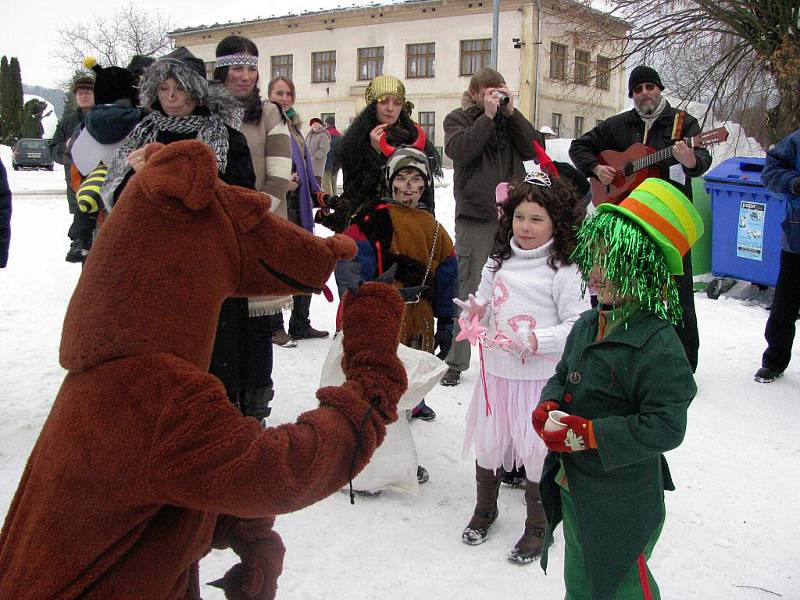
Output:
[216, 54, 259, 68]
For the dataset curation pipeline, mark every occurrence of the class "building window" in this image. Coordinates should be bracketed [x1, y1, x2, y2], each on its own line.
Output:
[550, 43, 567, 80]
[575, 49, 591, 86]
[459, 39, 491, 76]
[418, 111, 435, 145]
[407, 43, 435, 78]
[204, 61, 216, 79]
[271, 54, 293, 80]
[357, 46, 384, 81]
[574, 116, 585, 137]
[312, 51, 336, 83]
[320, 112, 335, 127]
[552, 113, 562, 136]
[596, 56, 611, 90]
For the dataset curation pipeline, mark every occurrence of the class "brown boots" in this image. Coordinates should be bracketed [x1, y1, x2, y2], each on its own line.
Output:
[507, 479, 548, 564]
[462, 465, 549, 564]
[462, 463, 501, 545]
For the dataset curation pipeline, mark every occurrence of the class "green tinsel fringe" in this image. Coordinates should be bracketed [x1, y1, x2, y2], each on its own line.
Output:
[571, 213, 683, 325]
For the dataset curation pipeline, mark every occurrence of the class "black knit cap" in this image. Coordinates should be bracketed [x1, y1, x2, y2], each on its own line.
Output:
[158, 47, 207, 80]
[91, 64, 137, 105]
[126, 55, 155, 81]
[628, 65, 664, 98]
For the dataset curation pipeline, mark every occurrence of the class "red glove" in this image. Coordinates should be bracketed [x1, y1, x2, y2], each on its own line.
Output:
[532, 401, 560, 438]
[541, 414, 597, 453]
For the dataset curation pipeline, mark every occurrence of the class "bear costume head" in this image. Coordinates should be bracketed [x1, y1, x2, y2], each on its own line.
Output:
[61, 140, 356, 373]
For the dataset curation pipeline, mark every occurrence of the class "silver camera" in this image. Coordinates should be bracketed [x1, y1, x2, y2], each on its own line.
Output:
[492, 91, 510, 106]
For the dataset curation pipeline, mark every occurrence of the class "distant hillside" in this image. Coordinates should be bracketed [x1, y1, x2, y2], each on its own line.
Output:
[23, 84, 65, 119]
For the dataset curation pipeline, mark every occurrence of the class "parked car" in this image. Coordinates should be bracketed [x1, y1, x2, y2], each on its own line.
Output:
[12, 138, 53, 171]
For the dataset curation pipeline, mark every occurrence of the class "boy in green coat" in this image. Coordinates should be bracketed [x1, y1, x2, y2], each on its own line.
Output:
[532, 178, 702, 600]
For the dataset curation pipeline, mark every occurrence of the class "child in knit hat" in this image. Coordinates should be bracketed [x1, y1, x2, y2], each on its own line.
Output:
[334, 146, 457, 490]
[532, 177, 701, 600]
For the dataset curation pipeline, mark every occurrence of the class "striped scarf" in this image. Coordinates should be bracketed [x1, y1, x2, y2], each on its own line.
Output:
[101, 111, 231, 211]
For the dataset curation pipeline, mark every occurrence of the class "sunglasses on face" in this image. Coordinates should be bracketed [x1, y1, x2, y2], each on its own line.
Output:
[633, 83, 658, 94]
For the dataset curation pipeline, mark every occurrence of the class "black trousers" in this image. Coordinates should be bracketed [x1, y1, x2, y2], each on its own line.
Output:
[246, 315, 274, 389]
[68, 209, 94, 243]
[282, 189, 314, 335]
[268, 295, 311, 335]
[288, 295, 312, 336]
[209, 297, 250, 405]
[762, 250, 800, 372]
[673, 251, 699, 373]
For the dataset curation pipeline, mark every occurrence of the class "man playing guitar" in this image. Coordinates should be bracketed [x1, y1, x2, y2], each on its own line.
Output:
[569, 65, 712, 372]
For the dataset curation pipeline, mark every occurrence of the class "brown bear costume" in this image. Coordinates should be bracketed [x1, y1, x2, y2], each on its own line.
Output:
[0, 141, 408, 599]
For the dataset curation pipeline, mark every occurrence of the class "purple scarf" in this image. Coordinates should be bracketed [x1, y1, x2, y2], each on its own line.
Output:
[289, 132, 320, 232]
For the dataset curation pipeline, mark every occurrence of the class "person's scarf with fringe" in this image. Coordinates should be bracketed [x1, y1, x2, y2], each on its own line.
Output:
[289, 124, 320, 232]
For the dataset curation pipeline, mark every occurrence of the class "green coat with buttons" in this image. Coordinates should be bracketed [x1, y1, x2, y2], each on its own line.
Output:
[538, 308, 696, 600]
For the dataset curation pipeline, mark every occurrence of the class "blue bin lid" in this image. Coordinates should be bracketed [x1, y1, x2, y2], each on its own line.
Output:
[704, 156, 766, 186]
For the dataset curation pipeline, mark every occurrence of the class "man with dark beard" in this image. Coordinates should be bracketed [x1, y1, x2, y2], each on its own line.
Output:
[569, 65, 711, 372]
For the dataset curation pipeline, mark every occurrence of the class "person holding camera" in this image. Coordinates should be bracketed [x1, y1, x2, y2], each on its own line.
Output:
[440, 68, 543, 387]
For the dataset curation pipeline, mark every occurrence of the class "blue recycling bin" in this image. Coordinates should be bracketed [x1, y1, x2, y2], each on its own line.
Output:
[703, 157, 783, 294]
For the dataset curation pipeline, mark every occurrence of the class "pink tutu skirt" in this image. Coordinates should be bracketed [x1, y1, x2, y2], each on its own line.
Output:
[462, 374, 548, 482]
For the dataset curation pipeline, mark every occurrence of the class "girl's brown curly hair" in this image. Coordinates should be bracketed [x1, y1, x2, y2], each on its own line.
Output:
[489, 177, 584, 272]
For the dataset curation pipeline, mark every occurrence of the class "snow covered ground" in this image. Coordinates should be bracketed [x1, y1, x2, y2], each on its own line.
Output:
[1, 167, 798, 599]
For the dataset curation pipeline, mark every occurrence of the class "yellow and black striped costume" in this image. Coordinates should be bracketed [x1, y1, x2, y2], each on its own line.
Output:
[76, 163, 108, 214]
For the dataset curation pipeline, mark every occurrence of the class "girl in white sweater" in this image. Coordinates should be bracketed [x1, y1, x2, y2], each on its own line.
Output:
[460, 171, 589, 564]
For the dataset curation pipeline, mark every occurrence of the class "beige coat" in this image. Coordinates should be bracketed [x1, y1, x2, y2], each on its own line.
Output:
[240, 101, 291, 219]
[306, 129, 331, 178]
[240, 101, 293, 315]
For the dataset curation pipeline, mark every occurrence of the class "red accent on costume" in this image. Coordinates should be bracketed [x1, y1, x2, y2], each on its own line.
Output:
[637, 553, 654, 600]
[378, 124, 428, 157]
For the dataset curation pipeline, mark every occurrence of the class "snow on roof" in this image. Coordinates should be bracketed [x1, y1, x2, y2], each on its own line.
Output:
[173, 0, 406, 32]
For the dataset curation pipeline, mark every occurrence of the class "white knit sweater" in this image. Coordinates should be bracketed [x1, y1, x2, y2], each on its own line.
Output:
[474, 238, 590, 380]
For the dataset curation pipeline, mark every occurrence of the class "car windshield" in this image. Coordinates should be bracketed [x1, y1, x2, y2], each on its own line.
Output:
[20, 140, 47, 150]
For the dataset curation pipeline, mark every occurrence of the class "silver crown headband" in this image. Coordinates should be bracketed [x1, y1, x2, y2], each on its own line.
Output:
[215, 54, 259, 68]
[522, 159, 551, 188]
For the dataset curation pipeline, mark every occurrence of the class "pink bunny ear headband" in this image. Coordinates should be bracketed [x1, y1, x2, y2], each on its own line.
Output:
[495, 160, 551, 218]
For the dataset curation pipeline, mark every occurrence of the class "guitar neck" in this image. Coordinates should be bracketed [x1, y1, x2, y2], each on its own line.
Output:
[632, 143, 682, 173]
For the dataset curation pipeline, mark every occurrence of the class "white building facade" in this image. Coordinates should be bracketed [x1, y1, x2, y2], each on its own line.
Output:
[172, 0, 629, 163]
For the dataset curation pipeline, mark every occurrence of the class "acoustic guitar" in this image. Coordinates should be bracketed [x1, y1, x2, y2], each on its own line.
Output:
[590, 127, 729, 206]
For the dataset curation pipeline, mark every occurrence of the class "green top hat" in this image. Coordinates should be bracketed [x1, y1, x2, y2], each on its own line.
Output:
[596, 178, 704, 275]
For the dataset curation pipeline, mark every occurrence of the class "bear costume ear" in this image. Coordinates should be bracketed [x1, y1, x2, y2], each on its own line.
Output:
[140, 140, 218, 211]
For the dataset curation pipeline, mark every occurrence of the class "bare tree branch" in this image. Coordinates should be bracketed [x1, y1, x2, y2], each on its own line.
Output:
[564, 0, 800, 142]
[54, 2, 174, 86]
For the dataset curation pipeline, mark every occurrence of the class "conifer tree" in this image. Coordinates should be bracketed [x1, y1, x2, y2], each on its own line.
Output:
[21, 98, 47, 139]
[10, 58, 24, 136]
[0, 56, 24, 143]
[0, 56, 11, 143]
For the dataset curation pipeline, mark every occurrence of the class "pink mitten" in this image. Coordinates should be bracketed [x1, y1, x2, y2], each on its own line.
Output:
[453, 293, 488, 321]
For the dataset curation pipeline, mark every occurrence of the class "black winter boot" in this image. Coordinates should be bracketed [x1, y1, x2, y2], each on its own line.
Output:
[507, 479, 549, 564]
[240, 386, 274, 423]
[501, 465, 527, 488]
[462, 463, 501, 545]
